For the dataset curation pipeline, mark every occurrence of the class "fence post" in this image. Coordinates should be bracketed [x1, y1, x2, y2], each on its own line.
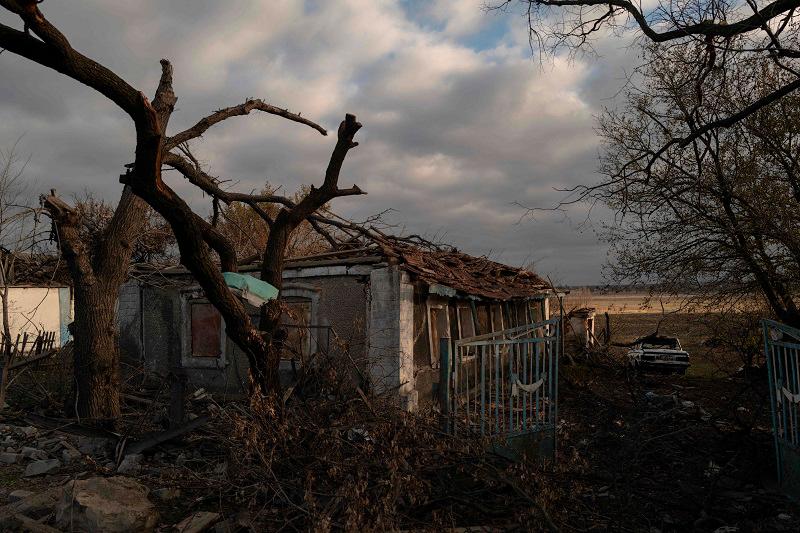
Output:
[439, 336, 451, 433]
[168, 368, 187, 429]
[763, 320, 782, 485]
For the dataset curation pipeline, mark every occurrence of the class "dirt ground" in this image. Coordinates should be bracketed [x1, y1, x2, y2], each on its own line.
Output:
[550, 312, 799, 531]
[0, 312, 797, 531]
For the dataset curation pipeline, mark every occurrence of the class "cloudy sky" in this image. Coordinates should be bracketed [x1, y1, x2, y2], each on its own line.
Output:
[0, 1, 637, 285]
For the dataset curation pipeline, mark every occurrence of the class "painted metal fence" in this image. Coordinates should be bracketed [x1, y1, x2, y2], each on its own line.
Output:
[763, 319, 800, 493]
[444, 318, 560, 456]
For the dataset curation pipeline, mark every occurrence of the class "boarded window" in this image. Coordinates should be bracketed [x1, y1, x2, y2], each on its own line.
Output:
[490, 305, 504, 332]
[458, 306, 476, 339]
[190, 302, 221, 358]
[429, 306, 449, 368]
[282, 299, 312, 360]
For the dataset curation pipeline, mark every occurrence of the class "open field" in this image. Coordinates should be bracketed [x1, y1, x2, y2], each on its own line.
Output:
[562, 289, 692, 314]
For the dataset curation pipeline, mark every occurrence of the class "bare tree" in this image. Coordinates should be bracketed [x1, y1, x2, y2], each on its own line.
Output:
[212, 184, 331, 263]
[35, 57, 178, 426]
[37, 189, 177, 423]
[0, 141, 50, 408]
[0, 1, 364, 400]
[594, 44, 800, 325]
[496, 0, 800, 325]
[501, 0, 800, 161]
[40, 188, 156, 425]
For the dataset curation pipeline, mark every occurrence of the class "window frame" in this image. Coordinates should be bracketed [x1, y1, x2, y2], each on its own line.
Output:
[426, 297, 450, 369]
[180, 289, 227, 369]
[456, 304, 476, 340]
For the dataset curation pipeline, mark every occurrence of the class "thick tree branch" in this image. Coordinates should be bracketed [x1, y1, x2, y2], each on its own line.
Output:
[522, 0, 800, 42]
[95, 61, 178, 281]
[162, 152, 294, 208]
[284, 114, 365, 228]
[0, 5, 150, 125]
[40, 192, 95, 285]
[165, 99, 327, 151]
[645, 75, 800, 172]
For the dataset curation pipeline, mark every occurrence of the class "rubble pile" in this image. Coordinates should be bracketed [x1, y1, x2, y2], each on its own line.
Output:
[0, 424, 81, 477]
[0, 356, 561, 532]
[0, 344, 799, 531]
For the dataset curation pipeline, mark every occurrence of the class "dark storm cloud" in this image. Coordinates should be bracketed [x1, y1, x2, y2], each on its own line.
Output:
[0, 1, 636, 284]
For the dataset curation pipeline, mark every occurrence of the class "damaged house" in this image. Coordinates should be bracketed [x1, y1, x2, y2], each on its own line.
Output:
[118, 242, 555, 411]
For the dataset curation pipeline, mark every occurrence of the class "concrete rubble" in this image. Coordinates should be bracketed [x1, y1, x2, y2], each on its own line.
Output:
[23, 458, 61, 477]
[0, 419, 232, 532]
[116, 453, 143, 474]
[8, 490, 34, 502]
[55, 477, 159, 532]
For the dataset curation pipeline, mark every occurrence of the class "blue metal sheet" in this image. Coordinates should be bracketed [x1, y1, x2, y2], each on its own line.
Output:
[58, 287, 71, 346]
[222, 272, 278, 306]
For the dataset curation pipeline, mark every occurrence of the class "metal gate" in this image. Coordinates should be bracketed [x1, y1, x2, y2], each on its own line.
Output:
[444, 318, 560, 457]
[763, 319, 800, 493]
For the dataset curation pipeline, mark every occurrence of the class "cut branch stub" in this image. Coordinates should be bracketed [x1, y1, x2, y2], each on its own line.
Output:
[40, 192, 78, 225]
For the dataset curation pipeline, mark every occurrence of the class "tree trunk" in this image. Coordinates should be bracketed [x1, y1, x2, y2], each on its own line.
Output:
[0, 281, 12, 410]
[69, 283, 120, 425]
[42, 62, 176, 426]
[259, 220, 290, 394]
[43, 189, 150, 427]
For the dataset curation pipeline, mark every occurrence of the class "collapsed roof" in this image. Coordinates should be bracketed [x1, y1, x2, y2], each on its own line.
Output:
[274, 238, 552, 300]
[386, 245, 550, 300]
[134, 236, 553, 301]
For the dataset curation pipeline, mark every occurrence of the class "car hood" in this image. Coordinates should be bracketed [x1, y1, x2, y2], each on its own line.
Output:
[631, 348, 690, 356]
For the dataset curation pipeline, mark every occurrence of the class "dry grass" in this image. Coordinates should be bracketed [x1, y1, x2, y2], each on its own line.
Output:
[601, 312, 758, 377]
[562, 289, 690, 314]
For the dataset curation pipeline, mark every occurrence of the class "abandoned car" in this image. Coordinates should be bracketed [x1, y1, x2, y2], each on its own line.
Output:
[627, 335, 690, 374]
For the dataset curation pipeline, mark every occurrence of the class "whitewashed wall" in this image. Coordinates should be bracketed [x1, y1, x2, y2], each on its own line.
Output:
[5, 286, 70, 347]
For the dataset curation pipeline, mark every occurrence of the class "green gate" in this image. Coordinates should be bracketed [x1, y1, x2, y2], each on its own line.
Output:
[763, 319, 800, 495]
[445, 318, 560, 459]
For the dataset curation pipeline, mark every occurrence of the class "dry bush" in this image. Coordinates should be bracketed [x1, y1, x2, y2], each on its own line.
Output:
[198, 350, 561, 531]
[699, 311, 767, 376]
[6, 341, 73, 413]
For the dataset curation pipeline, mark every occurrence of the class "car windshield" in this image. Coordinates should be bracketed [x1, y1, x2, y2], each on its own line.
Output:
[641, 339, 679, 349]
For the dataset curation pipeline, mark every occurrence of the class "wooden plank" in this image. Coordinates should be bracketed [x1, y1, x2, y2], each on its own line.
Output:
[125, 415, 210, 455]
[7, 349, 57, 371]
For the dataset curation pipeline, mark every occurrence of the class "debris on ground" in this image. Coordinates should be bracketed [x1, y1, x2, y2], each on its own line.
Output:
[0, 330, 797, 531]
